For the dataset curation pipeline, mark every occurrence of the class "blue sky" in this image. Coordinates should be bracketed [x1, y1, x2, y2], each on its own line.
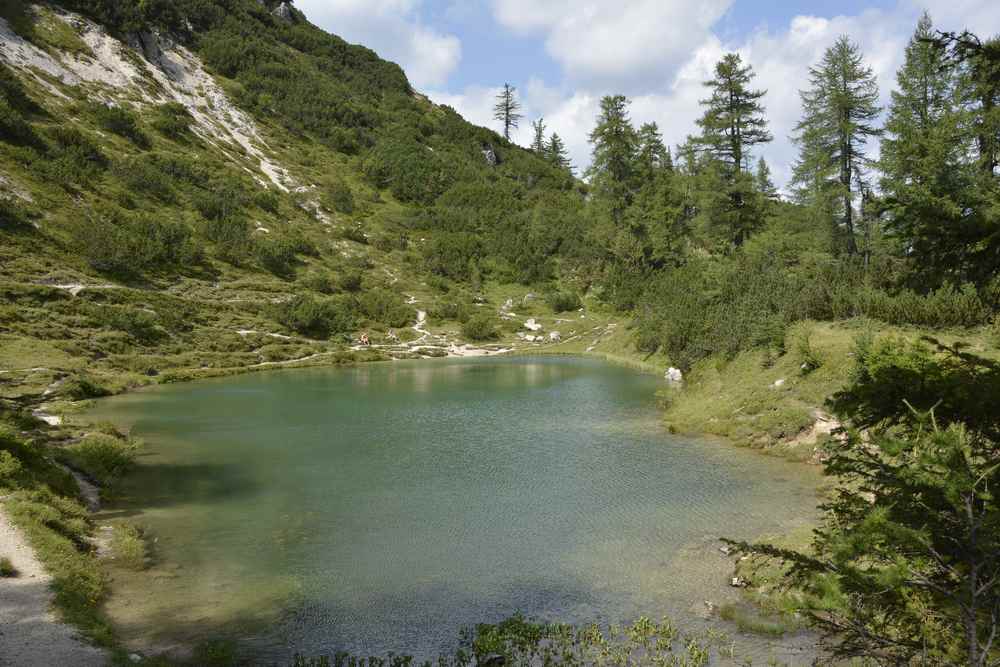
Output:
[294, 0, 999, 187]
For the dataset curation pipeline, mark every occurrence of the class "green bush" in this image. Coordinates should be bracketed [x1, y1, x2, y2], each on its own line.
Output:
[358, 288, 412, 327]
[546, 291, 582, 313]
[272, 294, 356, 339]
[255, 235, 300, 278]
[363, 133, 454, 205]
[65, 433, 138, 486]
[202, 216, 252, 265]
[41, 127, 106, 187]
[338, 270, 363, 293]
[326, 178, 354, 214]
[91, 103, 149, 148]
[151, 102, 193, 139]
[423, 232, 482, 280]
[253, 188, 281, 214]
[62, 374, 113, 400]
[461, 312, 499, 341]
[72, 208, 196, 277]
[430, 301, 470, 323]
[0, 556, 16, 577]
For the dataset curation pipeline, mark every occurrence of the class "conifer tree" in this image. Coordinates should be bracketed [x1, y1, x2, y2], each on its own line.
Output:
[530, 117, 546, 153]
[880, 13, 970, 286]
[696, 53, 772, 175]
[792, 36, 881, 255]
[493, 83, 522, 141]
[587, 95, 638, 223]
[694, 53, 772, 246]
[635, 122, 671, 184]
[755, 157, 777, 201]
[546, 133, 571, 171]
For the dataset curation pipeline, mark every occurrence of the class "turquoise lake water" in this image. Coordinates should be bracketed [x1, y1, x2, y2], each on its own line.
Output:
[86, 356, 819, 662]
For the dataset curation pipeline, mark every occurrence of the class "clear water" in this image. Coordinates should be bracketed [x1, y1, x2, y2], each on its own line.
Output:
[87, 356, 819, 662]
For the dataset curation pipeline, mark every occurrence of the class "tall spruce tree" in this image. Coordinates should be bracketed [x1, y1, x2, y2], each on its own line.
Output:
[530, 117, 547, 153]
[880, 13, 970, 286]
[792, 36, 881, 255]
[587, 95, 638, 223]
[493, 83, 522, 141]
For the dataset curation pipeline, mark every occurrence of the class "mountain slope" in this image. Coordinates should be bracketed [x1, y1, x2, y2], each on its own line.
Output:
[0, 0, 594, 408]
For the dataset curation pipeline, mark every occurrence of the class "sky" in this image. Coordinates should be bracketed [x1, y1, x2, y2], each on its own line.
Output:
[293, 0, 1000, 189]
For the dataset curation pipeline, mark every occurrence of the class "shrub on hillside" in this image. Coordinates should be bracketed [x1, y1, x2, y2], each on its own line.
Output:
[73, 208, 196, 277]
[91, 103, 149, 148]
[461, 312, 499, 341]
[338, 270, 363, 293]
[151, 102, 194, 139]
[40, 127, 106, 187]
[362, 133, 453, 205]
[272, 294, 356, 339]
[358, 288, 412, 327]
[546, 291, 582, 313]
[326, 178, 354, 214]
[422, 232, 482, 281]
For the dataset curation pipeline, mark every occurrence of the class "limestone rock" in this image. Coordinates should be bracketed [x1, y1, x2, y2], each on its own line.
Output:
[664, 367, 683, 385]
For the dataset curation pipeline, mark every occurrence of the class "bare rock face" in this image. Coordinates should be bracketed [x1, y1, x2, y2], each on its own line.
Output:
[481, 143, 499, 166]
[272, 2, 296, 22]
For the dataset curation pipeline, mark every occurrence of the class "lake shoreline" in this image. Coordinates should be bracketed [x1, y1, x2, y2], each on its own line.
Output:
[13, 338, 828, 665]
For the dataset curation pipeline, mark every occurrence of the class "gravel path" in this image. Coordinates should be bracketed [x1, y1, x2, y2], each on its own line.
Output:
[0, 506, 108, 667]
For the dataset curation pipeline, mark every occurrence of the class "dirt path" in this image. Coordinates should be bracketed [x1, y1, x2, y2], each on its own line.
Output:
[0, 506, 108, 667]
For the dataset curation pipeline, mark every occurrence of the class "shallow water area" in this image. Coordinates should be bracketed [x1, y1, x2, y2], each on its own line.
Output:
[86, 356, 821, 663]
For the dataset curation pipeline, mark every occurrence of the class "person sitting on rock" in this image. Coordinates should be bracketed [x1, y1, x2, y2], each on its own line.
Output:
[359, 332, 370, 346]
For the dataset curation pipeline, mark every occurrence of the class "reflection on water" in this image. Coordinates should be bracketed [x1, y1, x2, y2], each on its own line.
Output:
[87, 357, 820, 663]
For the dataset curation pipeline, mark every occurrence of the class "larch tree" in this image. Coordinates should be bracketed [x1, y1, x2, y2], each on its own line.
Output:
[696, 53, 772, 176]
[792, 36, 881, 256]
[587, 95, 638, 224]
[695, 53, 772, 246]
[530, 117, 547, 153]
[493, 83, 523, 141]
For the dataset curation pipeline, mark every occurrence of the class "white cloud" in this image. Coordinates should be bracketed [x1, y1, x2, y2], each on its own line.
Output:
[294, 0, 461, 88]
[491, 0, 733, 90]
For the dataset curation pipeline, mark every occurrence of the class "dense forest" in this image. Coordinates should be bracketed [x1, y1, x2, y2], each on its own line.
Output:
[1, 0, 999, 664]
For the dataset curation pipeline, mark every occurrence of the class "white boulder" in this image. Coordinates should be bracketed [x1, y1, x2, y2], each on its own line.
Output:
[524, 318, 542, 332]
[664, 367, 683, 385]
[549, 331, 561, 342]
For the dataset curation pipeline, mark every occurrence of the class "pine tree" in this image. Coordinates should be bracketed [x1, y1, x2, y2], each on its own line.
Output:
[880, 13, 970, 286]
[587, 95, 638, 223]
[792, 36, 881, 255]
[696, 53, 772, 176]
[493, 83, 523, 141]
[530, 117, 546, 153]
[546, 133, 571, 171]
[635, 122, 671, 184]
